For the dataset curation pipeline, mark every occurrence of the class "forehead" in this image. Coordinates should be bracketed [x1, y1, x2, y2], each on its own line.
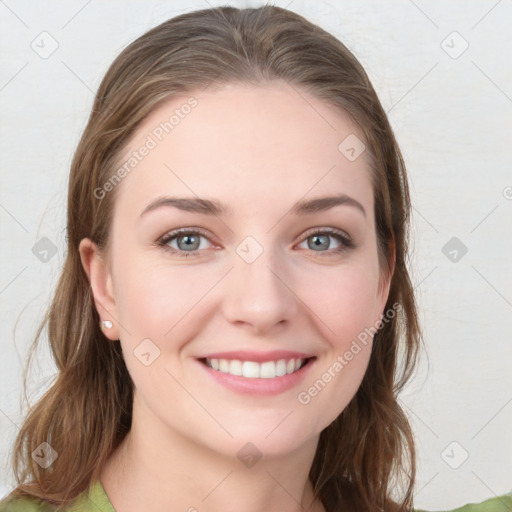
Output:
[112, 82, 373, 216]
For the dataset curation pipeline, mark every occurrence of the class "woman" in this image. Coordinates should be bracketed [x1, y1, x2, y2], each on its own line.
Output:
[1, 5, 510, 512]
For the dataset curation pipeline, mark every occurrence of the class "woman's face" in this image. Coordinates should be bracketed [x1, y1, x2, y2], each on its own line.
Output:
[83, 82, 391, 459]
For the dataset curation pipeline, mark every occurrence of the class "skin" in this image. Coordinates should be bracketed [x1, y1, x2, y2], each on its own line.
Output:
[79, 81, 393, 512]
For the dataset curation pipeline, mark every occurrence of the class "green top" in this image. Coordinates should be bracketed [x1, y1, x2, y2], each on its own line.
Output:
[0, 481, 114, 512]
[1, 481, 511, 511]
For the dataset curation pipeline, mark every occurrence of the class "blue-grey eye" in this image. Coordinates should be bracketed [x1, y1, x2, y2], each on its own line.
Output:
[297, 232, 345, 252]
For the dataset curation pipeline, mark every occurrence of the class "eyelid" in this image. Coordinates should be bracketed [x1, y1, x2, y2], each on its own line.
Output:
[295, 226, 353, 246]
[157, 226, 355, 257]
[158, 227, 217, 252]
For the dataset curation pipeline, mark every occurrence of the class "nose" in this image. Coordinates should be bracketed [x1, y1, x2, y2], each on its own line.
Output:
[222, 244, 299, 335]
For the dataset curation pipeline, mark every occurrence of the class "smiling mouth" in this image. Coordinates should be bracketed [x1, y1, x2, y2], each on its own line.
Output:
[199, 357, 315, 379]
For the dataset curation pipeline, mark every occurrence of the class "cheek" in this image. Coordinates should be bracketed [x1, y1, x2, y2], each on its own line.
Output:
[114, 245, 381, 342]
[111, 256, 201, 387]
[295, 262, 379, 426]
[112, 252, 219, 343]
[307, 261, 380, 344]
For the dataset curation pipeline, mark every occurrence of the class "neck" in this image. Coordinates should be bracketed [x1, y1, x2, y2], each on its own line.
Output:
[100, 395, 325, 512]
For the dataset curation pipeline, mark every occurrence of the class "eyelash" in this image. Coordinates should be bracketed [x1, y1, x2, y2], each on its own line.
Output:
[156, 227, 355, 258]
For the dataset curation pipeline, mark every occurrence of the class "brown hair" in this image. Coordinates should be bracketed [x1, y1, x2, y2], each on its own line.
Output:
[5, 5, 423, 511]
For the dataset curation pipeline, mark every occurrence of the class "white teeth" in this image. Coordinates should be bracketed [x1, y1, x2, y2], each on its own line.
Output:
[229, 360, 243, 376]
[275, 359, 287, 376]
[260, 361, 275, 379]
[206, 357, 307, 378]
[242, 361, 260, 378]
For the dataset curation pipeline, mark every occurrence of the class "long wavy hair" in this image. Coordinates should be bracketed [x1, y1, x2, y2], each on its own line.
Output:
[4, 5, 423, 511]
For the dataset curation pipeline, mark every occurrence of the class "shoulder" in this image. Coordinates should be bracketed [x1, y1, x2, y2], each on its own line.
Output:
[0, 481, 115, 512]
[413, 492, 512, 512]
[0, 494, 56, 512]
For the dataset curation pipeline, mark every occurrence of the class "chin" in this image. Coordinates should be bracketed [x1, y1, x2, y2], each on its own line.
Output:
[204, 416, 321, 463]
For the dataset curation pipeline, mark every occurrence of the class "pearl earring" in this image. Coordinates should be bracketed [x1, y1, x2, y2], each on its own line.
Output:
[101, 320, 113, 330]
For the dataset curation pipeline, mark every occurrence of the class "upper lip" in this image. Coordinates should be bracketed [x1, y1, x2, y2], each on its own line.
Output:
[196, 350, 315, 363]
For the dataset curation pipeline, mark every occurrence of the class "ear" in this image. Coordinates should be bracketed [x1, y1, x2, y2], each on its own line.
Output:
[374, 238, 396, 328]
[78, 238, 120, 340]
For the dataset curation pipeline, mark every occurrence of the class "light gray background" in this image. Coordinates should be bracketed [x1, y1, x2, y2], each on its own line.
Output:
[1, 0, 511, 509]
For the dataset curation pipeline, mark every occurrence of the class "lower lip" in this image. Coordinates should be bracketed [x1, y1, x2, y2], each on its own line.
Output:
[196, 358, 316, 396]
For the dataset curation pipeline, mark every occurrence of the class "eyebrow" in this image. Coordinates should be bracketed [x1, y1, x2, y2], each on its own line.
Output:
[139, 193, 366, 218]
